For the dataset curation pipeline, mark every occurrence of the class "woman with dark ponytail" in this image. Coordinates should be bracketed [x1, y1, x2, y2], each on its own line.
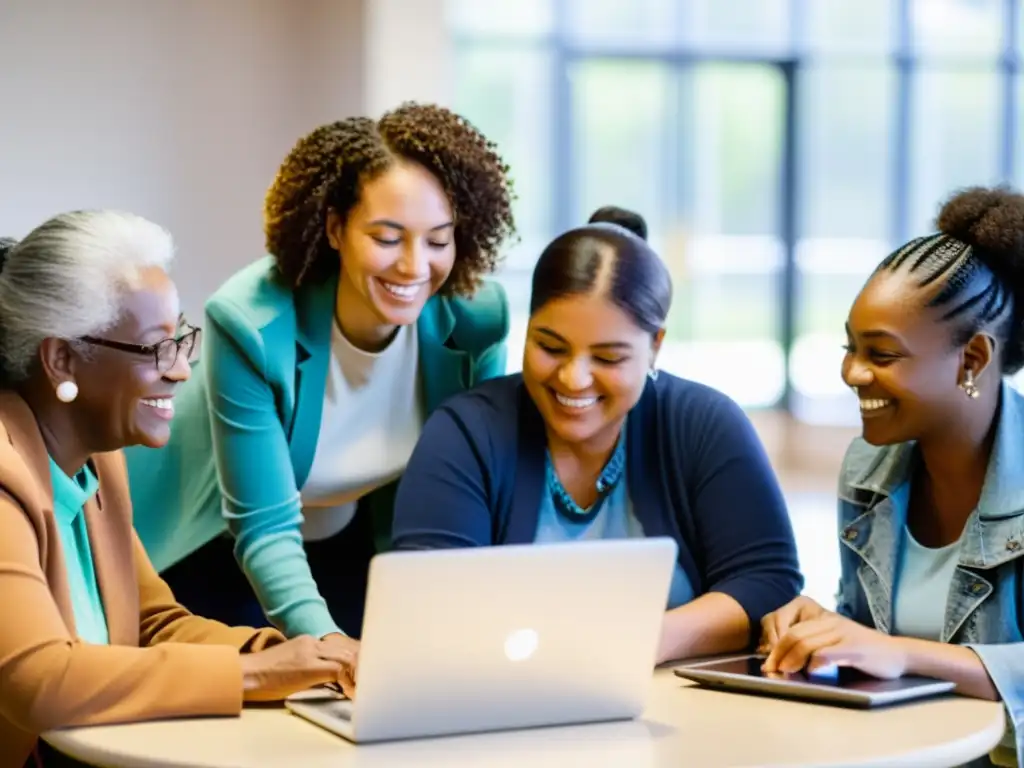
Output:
[762, 186, 1024, 766]
[392, 205, 802, 665]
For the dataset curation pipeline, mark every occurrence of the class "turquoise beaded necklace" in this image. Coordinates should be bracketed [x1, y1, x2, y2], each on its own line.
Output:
[545, 429, 627, 524]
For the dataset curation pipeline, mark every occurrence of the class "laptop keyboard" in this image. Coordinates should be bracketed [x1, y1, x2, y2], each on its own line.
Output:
[327, 699, 353, 721]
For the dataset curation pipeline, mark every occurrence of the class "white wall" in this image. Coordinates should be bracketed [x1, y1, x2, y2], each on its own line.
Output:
[363, 0, 453, 117]
[0, 0, 447, 319]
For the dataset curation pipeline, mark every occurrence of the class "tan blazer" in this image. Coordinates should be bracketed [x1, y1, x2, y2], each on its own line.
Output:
[0, 392, 284, 768]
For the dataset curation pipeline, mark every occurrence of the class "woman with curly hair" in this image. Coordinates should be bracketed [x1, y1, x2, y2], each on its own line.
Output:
[760, 186, 1024, 767]
[125, 103, 517, 657]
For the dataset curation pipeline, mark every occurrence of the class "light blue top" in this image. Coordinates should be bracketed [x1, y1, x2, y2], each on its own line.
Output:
[534, 464, 694, 611]
[836, 381, 1024, 767]
[893, 520, 962, 642]
[49, 457, 109, 645]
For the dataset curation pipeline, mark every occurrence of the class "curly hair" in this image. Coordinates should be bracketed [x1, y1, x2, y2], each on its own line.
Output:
[264, 102, 517, 296]
[877, 185, 1024, 373]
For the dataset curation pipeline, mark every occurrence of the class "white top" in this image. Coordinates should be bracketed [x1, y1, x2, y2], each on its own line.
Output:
[299, 322, 423, 541]
[893, 526, 962, 642]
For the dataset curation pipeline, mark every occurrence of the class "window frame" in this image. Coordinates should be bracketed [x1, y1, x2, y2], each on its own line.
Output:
[451, 0, 1023, 418]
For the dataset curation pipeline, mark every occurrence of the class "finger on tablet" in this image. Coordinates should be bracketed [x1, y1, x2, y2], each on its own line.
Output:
[777, 630, 840, 674]
[760, 608, 790, 654]
[762, 613, 799, 671]
[766, 617, 833, 673]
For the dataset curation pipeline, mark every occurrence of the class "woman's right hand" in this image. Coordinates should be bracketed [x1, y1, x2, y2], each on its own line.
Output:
[758, 595, 828, 654]
[239, 634, 358, 701]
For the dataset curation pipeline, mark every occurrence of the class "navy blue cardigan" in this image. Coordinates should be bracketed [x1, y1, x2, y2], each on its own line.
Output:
[392, 373, 803, 633]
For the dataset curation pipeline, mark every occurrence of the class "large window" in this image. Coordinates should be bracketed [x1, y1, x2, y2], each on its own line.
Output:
[450, 0, 1024, 424]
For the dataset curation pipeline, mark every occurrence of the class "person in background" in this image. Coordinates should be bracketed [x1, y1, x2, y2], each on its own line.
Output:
[391, 206, 803, 664]
[0, 214, 354, 768]
[760, 186, 1024, 768]
[125, 103, 517, 652]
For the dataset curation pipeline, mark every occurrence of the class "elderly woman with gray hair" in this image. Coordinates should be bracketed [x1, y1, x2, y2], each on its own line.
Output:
[0, 211, 356, 768]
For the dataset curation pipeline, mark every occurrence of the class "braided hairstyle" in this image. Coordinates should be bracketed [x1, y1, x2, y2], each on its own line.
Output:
[876, 186, 1024, 374]
[264, 102, 517, 295]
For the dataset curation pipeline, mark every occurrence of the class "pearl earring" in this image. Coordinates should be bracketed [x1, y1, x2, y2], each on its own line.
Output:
[56, 380, 78, 403]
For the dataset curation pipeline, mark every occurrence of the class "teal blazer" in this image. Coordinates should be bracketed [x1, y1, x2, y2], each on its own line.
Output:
[126, 257, 508, 638]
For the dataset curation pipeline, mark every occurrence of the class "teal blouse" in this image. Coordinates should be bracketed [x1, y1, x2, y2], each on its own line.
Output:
[49, 457, 109, 645]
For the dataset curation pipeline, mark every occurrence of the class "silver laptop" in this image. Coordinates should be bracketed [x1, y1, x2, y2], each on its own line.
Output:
[286, 537, 678, 743]
[674, 654, 956, 708]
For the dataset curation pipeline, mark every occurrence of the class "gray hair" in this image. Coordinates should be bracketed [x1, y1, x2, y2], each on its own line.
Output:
[0, 210, 174, 383]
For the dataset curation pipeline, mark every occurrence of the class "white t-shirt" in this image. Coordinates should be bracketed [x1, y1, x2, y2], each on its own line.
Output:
[299, 322, 423, 541]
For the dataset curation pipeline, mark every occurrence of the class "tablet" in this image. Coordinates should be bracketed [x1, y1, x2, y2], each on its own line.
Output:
[673, 654, 956, 708]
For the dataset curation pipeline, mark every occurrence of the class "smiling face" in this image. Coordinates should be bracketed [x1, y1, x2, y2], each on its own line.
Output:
[523, 291, 659, 450]
[327, 159, 456, 349]
[841, 270, 968, 446]
[71, 266, 191, 451]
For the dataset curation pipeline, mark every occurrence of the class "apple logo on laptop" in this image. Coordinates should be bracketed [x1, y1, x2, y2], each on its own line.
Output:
[504, 628, 539, 662]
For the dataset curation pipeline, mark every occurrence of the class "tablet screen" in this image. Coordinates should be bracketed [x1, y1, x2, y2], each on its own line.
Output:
[691, 655, 942, 694]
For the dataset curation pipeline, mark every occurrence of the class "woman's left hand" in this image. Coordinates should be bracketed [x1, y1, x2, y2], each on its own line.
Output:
[762, 613, 909, 680]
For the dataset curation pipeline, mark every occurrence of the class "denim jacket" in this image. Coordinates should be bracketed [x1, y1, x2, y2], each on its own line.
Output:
[837, 382, 1024, 768]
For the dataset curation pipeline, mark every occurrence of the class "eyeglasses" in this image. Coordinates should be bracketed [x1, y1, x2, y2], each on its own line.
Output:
[80, 323, 202, 374]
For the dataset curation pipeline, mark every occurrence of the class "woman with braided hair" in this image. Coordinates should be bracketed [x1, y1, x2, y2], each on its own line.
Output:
[761, 186, 1024, 767]
[125, 103, 517, 662]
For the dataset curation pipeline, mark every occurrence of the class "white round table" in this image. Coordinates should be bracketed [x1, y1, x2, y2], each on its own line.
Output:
[45, 668, 1006, 768]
